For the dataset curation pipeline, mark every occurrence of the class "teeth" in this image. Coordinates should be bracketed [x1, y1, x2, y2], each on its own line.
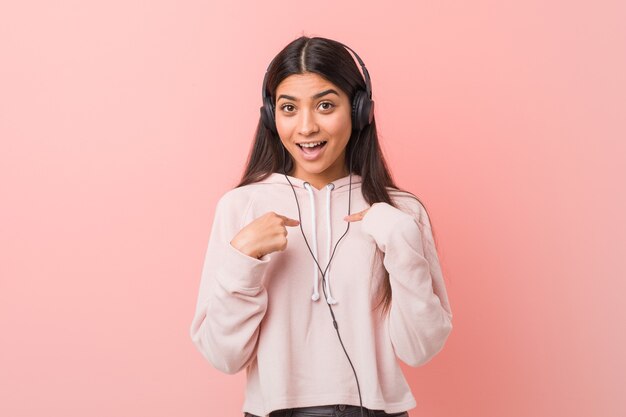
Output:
[299, 141, 326, 148]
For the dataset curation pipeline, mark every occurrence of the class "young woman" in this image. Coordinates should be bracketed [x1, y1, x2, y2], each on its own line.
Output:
[190, 36, 453, 417]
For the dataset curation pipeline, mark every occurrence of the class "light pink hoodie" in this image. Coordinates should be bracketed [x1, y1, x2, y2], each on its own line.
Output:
[189, 172, 453, 417]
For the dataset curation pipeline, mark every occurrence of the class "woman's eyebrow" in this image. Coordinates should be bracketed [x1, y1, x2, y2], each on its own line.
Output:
[277, 89, 339, 102]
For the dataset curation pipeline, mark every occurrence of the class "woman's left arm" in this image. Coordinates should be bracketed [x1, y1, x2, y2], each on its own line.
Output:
[358, 202, 454, 367]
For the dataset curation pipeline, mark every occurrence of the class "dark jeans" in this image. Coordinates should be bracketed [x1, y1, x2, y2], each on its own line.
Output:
[244, 404, 409, 417]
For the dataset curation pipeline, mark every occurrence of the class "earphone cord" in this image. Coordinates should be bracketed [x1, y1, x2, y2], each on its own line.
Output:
[282, 130, 365, 417]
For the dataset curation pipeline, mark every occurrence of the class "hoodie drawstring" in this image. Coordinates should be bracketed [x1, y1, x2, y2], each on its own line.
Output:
[303, 182, 337, 304]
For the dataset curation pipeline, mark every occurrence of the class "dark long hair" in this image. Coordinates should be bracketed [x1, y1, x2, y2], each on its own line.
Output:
[234, 35, 438, 316]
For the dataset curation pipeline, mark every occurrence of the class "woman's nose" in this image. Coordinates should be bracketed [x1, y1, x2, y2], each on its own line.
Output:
[298, 109, 319, 136]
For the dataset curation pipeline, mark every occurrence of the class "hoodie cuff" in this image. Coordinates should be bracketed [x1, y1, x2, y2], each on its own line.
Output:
[214, 242, 271, 292]
[361, 202, 416, 250]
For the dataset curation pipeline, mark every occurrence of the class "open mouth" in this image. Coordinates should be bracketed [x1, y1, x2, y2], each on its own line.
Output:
[297, 140, 327, 149]
[297, 141, 328, 160]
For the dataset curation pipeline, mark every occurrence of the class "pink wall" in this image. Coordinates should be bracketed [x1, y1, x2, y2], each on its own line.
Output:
[1, 1, 624, 416]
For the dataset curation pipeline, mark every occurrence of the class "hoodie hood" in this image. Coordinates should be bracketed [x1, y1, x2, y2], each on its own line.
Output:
[256, 172, 363, 192]
[255, 172, 363, 304]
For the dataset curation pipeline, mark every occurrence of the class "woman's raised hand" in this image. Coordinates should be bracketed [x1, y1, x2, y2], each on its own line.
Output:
[230, 212, 300, 259]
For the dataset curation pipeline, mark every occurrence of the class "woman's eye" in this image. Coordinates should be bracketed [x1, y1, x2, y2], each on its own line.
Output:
[280, 102, 334, 113]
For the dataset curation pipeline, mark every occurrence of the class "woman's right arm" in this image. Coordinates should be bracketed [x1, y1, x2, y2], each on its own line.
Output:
[189, 193, 272, 375]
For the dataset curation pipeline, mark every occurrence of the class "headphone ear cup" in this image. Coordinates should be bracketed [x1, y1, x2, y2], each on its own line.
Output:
[260, 96, 277, 134]
[351, 90, 363, 131]
[352, 90, 374, 131]
[365, 98, 374, 126]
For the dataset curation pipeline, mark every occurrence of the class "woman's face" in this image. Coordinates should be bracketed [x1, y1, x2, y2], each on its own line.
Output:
[274, 72, 352, 186]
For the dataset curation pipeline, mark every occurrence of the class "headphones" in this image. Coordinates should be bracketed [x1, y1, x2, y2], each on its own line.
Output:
[259, 40, 375, 134]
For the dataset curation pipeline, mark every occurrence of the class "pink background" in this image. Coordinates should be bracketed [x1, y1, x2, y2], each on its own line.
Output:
[1, 1, 625, 416]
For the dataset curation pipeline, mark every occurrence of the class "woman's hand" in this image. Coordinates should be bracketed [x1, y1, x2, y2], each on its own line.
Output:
[344, 208, 370, 222]
[230, 212, 300, 259]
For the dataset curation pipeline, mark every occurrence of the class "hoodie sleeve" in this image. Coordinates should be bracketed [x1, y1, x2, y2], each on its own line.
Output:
[189, 192, 272, 374]
[361, 201, 453, 367]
